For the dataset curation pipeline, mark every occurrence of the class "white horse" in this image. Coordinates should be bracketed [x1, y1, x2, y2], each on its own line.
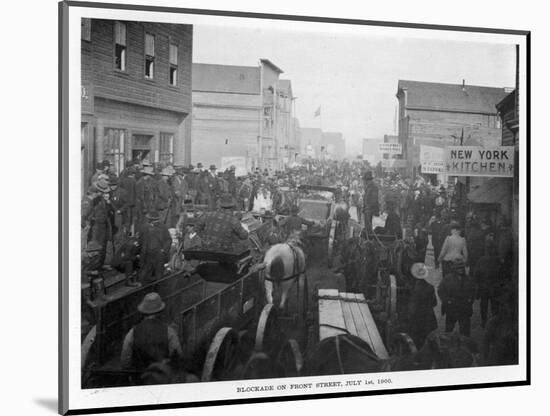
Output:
[262, 233, 306, 310]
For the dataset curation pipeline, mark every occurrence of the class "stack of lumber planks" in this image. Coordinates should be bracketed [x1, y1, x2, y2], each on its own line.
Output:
[318, 288, 389, 359]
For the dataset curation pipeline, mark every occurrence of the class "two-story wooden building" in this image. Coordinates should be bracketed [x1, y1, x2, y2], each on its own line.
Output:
[396, 80, 508, 181]
[81, 18, 192, 191]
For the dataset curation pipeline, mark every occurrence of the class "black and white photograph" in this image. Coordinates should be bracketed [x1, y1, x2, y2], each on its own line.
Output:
[59, 1, 530, 414]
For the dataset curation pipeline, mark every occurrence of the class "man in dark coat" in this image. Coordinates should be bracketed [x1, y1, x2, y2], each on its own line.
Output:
[429, 210, 448, 268]
[196, 194, 248, 250]
[473, 238, 501, 327]
[117, 167, 137, 235]
[362, 171, 379, 233]
[383, 201, 403, 239]
[87, 182, 114, 268]
[466, 217, 486, 270]
[408, 263, 438, 349]
[438, 263, 475, 336]
[138, 211, 172, 284]
[135, 166, 156, 226]
[120, 292, 182, 374]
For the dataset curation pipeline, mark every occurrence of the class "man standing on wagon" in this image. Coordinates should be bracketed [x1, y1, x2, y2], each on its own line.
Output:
[362, 170, 379, 234]
[120, 292, 183, 376]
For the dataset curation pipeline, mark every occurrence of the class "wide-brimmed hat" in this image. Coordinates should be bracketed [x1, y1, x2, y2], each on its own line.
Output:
[137, 292, 165, 315]
[197, 162, 203, 169]
[410, 263, 429, 279]
[161, 166, 175, 176]
[142, 166, 154, 175]
[209, 164, 217, 171]
[95, 181, 110, 193]
[219, 194, 235, 208]
[146, 211, 161, 221]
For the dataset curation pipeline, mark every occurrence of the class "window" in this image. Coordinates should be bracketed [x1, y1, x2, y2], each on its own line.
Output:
[145, 33, 155, 79]
[114, 21, 126, 71]
[104, 128, 126, 174]
[81, 18, 91, 41]
[169, 44, 178, 86]
[159, 133, 174, 163]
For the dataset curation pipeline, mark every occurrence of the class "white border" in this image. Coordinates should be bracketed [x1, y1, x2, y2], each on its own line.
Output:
[65, 4, 528, 412]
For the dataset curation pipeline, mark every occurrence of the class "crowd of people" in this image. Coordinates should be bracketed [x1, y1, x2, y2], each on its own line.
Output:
[81, 157, 517, 374]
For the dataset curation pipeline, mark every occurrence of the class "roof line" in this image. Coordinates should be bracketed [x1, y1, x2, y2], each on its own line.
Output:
[260, 58, 284, 74]
[404, 105, 499, 115]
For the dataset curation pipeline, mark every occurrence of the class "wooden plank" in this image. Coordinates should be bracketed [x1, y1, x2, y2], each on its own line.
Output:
[353, 293, 389, 359]
[339, 292, 359, 338]
[344, 293, 376, 353]
[318, 289, 346, 341]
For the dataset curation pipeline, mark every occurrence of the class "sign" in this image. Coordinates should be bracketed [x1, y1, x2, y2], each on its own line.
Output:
[444, 146, 514, 177]
[378, 143, 402, 155]
[381, 159, 407, 169]
[221, 156, 248, 177]
[420, 145, 445, 174]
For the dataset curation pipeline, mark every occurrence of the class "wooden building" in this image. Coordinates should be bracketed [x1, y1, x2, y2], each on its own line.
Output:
[396, 80, 508, 179]
[81, 19, 192, 191]
[191, 59, 296, 171]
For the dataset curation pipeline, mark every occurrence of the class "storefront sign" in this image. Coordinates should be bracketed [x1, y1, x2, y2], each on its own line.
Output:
[378, 143, 402, 155]
[221, 156, 248, 177]
[444, 146, 514, 177]
[420, 145, 445, 174]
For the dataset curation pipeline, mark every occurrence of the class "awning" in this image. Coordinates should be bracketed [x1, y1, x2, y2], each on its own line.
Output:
[467, 177, 512, 204]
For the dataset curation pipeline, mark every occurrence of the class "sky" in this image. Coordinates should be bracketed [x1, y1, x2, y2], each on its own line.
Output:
[192, 24, 516, 155]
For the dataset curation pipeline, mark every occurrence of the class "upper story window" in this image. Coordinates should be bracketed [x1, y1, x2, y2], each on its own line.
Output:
[114, 21, 127, 71]
[169, 44, 178, 86]
[144, 33, 155, 79]
[81, 18, 91, 41]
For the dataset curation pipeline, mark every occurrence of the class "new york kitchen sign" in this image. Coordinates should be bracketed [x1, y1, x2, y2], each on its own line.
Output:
[445, 146, 515, 177]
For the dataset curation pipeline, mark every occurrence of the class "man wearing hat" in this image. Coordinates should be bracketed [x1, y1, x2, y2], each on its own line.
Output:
[437, 261, 475, 336]
[120, 292, 182, 372]
[135, 166, 156, 226]
[362, 170, 379, 234]
[408, 263, 438, 348]
[117, 166, 137, 236]
[138, 211, 172, 284]
[86, 181, 114, 269]
[196, 194, 248, 249]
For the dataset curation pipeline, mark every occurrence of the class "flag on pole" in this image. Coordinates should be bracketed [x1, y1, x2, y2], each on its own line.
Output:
[314, 106, 321, 118]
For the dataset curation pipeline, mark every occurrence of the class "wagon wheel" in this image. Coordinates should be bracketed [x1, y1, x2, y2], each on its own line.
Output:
[240, 352, 274, 380]
[389, 332, 418, 356]
[201, 327, 239, 382]
[296, 273, 309, 349]
[254, 304, 282, 355]
[275, 338, 303, 377]
[327, 220, 337, 268]
[81, 325, 97, 371]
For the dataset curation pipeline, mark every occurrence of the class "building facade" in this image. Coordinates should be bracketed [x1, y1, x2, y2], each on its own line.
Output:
[81, 19, 193, 192]
[191, 59, 296, 171]
[191, 63, 262, 170]
[396, 80, 508, 180]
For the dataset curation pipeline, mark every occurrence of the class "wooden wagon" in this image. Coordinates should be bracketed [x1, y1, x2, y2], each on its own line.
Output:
[81, 248, 265, 388]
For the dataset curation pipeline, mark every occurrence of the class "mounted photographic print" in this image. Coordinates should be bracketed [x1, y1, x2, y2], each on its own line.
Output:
[59, 1, 530, 414]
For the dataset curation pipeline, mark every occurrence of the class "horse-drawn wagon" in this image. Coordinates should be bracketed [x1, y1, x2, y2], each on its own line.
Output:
[296, 184, 342, 267]
[81, 246, 266, 387]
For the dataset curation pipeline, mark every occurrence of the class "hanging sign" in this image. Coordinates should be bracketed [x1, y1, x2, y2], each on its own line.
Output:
[444, 146, 515, 177]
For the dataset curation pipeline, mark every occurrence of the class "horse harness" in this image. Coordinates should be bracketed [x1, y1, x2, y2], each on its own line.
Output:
[265, 242, 302, 283]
